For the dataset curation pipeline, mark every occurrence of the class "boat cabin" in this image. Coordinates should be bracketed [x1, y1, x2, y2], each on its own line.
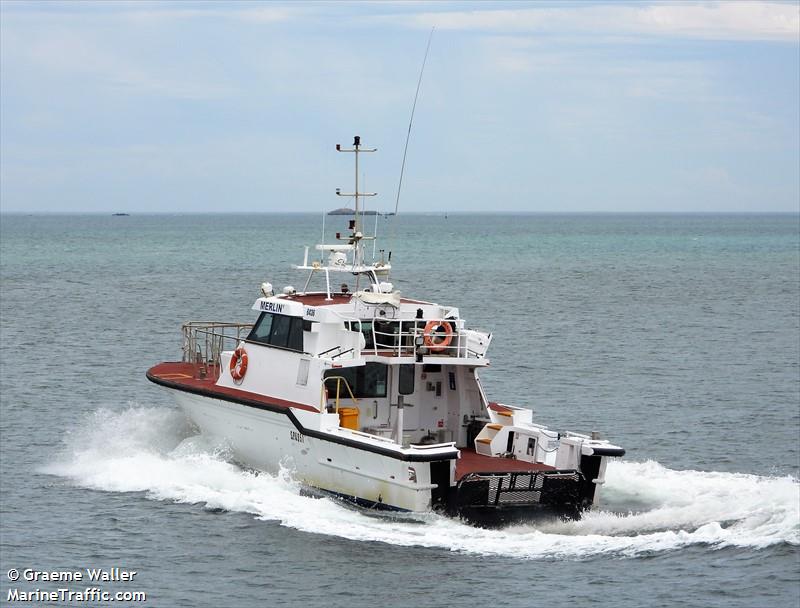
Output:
[212, 283, 494, 449]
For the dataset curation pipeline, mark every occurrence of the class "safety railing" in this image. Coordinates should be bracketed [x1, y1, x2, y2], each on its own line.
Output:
[328, 308, 487, 361]
[322, 375, 359, 413]
[182, 322, 254, 378]
[369, 318, 473, 359]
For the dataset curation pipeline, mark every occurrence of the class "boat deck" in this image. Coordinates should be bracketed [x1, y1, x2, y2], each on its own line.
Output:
[455, 448, 555, 480]
[147, 361, 320, 413]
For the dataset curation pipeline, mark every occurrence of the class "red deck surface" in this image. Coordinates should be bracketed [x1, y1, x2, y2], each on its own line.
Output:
[455, 448, 555, 480]
[281, 292, 352, 306]
[147, 361, 320, 413]
[280, 292, 431, 307]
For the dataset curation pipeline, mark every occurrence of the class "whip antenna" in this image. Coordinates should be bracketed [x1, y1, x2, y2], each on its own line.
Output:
[393, 27, 434, 217]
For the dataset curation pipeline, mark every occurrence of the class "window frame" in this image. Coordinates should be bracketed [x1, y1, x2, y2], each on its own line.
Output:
[324, 363, 388, 399]
[246, 312, 307, 354]
[398, 364, 415, 395]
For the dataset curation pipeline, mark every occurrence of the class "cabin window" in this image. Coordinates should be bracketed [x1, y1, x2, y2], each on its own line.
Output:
[270, 314, 291, 346]
[248, 312, 304, 352]
[398, 364, 415, 395]
[324, 363, 387, 398]
[249, 312, 274, 343]
[287, 319, 303, 351]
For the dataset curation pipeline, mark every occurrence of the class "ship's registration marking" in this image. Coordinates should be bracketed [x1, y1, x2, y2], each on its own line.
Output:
[290, 430, 304, 443]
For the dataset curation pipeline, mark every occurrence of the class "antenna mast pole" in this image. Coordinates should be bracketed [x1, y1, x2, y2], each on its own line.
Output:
[386, 28, 434, 279]
[335, 136, 376, 267]
[394, 27, 434, 217]
[355, 137, 360, 232]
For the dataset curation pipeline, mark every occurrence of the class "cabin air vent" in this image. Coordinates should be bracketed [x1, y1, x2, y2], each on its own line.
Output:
[283, 285, 296, 295]
[261, 282, 274, 297]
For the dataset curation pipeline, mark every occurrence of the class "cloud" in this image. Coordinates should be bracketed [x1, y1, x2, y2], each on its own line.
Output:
[1, 1, 797, 213]
[5, 1, 797, 43]
[117, 5, 300, 25]
[1, 15, 238, 101]
[394, 2, 800, 43]
[0, 1, 300, 25]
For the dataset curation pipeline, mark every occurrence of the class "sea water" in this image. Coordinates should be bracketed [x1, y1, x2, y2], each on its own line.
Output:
[1, 213, 798, 607]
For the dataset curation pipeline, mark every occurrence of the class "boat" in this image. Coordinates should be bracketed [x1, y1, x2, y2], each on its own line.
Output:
[147, 136, 625, 526]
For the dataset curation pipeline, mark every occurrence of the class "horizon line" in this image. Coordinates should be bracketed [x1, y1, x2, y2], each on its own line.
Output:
[2, 210, 799, 216]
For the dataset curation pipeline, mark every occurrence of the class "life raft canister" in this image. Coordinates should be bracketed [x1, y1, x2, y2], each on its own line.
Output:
[229, 346, 249, 381]
[423, 320, 454, 352]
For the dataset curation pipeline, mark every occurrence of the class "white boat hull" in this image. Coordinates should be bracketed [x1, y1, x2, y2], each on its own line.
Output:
[171, 390, 437, 512]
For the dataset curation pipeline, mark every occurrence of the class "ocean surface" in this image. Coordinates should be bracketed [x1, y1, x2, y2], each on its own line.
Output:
[1, 212, 798, 607]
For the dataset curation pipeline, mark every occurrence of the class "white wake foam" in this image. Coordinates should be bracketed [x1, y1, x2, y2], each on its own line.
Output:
[43, 406, 800, 560]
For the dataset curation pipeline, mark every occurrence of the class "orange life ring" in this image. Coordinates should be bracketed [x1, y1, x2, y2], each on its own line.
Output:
[230, 346, 248, 382]
[423, 320, 453, 352]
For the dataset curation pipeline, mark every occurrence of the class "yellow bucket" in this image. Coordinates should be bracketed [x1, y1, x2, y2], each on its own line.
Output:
[338, 407, 359, 430]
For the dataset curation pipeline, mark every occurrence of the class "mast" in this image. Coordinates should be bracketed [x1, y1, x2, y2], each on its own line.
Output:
[336, 136, 376, 267]
[297, 136, 390, 297]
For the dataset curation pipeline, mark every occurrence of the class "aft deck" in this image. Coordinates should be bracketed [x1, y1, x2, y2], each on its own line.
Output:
[455, 448, 555, 480]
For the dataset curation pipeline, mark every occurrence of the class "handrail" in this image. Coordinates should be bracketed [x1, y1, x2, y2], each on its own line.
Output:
[319, 307, 484, 360]
[182, 322, 253, 379]
[368, 318, 472, 359]
[322, 375, 359, 413]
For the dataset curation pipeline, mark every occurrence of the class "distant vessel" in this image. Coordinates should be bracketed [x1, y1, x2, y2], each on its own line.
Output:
[147, 136, 624, 526]
[112, 213, 130, 216]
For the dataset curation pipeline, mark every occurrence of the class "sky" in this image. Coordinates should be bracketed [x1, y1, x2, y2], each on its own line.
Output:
[1, 0, 798, 213]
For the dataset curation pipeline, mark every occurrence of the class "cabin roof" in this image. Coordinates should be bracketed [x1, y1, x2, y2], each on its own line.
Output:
[279, 292, 433, 307]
